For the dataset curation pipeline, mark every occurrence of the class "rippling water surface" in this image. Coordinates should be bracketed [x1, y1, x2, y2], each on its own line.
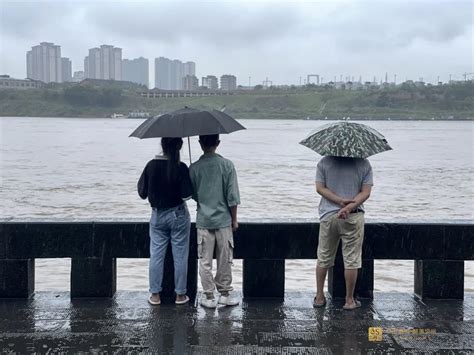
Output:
[1, 117, 473, 292]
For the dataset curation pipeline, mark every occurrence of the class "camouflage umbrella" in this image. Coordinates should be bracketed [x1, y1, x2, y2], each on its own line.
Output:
[299, 121, 392, 158]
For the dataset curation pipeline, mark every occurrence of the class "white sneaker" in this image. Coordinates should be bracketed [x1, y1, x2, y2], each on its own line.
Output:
[200, 296, 217, 309]
[218, 293, 240, 306]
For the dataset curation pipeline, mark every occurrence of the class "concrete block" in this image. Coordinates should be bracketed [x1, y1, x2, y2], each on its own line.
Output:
[414, 260, 464, 299]
[0, 259, 35, 298]
[71, 258, 116, 298]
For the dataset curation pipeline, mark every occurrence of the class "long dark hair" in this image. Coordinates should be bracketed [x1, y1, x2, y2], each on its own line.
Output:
[161, 137, 183, 182]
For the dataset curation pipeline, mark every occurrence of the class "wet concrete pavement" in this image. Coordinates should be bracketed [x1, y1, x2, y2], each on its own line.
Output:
[0, 292, 472, 354]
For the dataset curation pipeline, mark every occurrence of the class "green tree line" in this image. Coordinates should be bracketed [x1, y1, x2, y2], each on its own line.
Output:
[63, 86, 123, 107]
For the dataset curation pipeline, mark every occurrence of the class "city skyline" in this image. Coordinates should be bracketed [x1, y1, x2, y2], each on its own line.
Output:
[18, 39, 473, 88]
[23, 42, 247, 89]
[2, 1, 472, 86]
[17, 40, 474, 88]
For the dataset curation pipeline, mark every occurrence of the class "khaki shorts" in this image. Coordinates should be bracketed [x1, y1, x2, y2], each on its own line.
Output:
[317, 212, 364, 269]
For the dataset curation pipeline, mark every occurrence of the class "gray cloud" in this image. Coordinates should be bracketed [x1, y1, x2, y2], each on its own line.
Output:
[1, 1, 76, 38]
[302, 1, 472, 51]
[84, 2, 301, 46]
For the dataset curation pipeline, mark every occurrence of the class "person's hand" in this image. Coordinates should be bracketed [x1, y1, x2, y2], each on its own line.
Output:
[337, 206, 351, 219]
[232, 221, 239, 232]
[339, 198, 355, 207]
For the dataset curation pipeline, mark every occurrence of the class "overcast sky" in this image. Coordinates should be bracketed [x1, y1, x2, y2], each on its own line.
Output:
[1, 0, 472, 86]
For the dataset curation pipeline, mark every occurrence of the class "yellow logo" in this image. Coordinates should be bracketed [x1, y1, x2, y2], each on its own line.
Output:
[368, 327, 436, 341]
[368, 327, 383, 342]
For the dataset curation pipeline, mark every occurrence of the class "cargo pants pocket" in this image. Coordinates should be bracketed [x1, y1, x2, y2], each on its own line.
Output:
[227, 234, 234, 264]
[197, 233, 203, 259]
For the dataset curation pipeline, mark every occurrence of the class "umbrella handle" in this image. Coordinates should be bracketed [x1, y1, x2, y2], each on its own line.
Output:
[188, 136, 192, 164]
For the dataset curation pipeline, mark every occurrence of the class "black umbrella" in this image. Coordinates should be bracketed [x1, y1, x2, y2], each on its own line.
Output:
[129, 107, 246, 162]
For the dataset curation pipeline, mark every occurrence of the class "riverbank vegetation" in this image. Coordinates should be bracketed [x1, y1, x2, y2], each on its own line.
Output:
[0, 80, 472, 120]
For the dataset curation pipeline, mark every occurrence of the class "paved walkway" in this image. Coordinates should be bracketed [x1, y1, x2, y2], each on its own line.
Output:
[0, 292, 472, 354]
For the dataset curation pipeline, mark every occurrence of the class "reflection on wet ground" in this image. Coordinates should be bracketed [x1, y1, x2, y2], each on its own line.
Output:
[0, 292, 472, 353]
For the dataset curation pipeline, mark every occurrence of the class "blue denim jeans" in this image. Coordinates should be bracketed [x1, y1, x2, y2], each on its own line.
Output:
[149, 203, 191, 295]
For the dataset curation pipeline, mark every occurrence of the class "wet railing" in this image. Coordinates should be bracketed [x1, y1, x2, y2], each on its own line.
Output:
[0, 221, 472, 300]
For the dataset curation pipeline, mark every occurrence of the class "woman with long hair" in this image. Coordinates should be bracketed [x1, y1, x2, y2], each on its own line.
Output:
[138, 137, 192, 305]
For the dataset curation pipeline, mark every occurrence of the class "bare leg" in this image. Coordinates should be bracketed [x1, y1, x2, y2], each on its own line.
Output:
[344, 268, 358, 307]
[315, 264, 328, 304]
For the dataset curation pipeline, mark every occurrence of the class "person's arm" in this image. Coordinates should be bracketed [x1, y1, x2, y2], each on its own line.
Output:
[137, 165, 148, 200]
[188, 165, 199, 202]
[230, 205, 238, 231]
[180, 164, 193, 201]
[315, 182, 354, 207]
[338, 161, 374, 219]
[337, 184, 372, 219]
[226, 162, 240, 231]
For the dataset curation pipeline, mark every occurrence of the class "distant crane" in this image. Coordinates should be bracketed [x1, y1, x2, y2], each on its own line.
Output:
[263, 77, 272, 87]
[463, 72, 474, 81]
[319, 102, 327, 114]
[306, 74, 320, 85]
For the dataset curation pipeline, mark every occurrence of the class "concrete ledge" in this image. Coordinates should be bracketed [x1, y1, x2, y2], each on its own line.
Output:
[1, 221, 472, 260]
[0, 221, 472, 300]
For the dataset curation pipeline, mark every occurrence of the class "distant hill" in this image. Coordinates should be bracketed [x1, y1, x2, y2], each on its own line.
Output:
[0, 80, 472, 120]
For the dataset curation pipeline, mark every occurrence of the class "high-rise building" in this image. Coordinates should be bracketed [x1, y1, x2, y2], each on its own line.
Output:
[84, 56, 89, 78]
[122, 57, 149, 87]
[61, 58, 72, 82]
[202, 75, 218, 90]
[183, 61, 196, 76]
[113, 48, 122, 80]
[182, 75, 199, 90]
[84, 48, 100, 79]
[72, 71, 85, 82]
[171, 59, 183, 90]
[155, 57, 196, 90]
[26, 42, 62, 83]
[220, 74, 237, 91]
[84, 45, 122, 80]
[155, 57, 171, 89]
[26, 51, 32, 79]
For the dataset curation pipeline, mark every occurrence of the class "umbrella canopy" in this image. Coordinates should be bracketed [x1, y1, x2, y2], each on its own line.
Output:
[299, 121, 392, 158]
[129, 107, 246, 138]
